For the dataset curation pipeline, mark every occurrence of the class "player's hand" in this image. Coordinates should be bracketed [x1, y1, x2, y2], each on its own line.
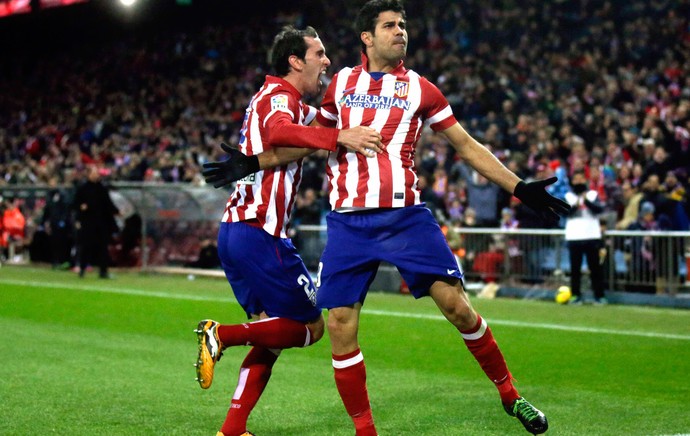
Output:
[337, 126, 383, 157]
[514, 177, 571, 225]
[202, 143, 260, 189]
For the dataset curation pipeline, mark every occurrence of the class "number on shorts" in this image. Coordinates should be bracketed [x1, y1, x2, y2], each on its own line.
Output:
[298, 274, 316, 306]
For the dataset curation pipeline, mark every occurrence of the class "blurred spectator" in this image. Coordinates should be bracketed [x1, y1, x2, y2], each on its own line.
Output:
[500, 206, 522, 278]
[642, 146, 672, 183]
[625, 202, 660, 293]
[462, 171, 502, 227]
[616, 181, 643, 230]
[418, 173, 447, 221]
[115, 213, 142, 267]
[73, 165, 119, 278]
[185, 238, 220, 269]
[661, 170, 690, 231]
[291, 188, 324, 270]
[292, 188, 322, 227]
[640, 174, 677, 224]
[500, 207, 519, 230]
[41, 177, 73, 268]
[564, 170, 606, 304]
[1, 196, 26, 262]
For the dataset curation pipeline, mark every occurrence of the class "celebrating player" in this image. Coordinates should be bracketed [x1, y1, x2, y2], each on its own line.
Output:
[194, 25, 381, 436]
[204, 1, 569, 434]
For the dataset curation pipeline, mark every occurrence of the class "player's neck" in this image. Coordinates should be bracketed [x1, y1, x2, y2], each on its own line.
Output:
[281, 74, 305, 97]
[365, 52, 398, 74]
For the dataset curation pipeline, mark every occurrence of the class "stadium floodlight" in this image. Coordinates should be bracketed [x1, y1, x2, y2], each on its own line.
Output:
[119, 0, 136, 6]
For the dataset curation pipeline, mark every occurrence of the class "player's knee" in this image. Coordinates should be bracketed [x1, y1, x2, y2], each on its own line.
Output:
[441, 298, 475, 329]
[326, 309, 355, 337]
[307, 317, 325, 343]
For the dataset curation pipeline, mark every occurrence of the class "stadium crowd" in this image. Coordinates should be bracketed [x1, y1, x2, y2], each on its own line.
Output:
[1, 0, 689, 269]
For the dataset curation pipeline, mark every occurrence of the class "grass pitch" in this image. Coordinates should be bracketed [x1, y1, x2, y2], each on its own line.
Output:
[1, 265, 689, 435]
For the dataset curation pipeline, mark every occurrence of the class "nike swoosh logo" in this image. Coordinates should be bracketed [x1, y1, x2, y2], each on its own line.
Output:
[447, 269, 457, 275]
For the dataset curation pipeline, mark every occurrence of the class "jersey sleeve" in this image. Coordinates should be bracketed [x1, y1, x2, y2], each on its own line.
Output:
[316, 76, 339, 128]
[263, 92, 338, 151]
[420, 77, 457, 131]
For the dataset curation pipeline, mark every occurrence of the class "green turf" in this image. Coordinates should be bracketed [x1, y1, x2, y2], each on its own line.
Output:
[1, 265, 689, 435]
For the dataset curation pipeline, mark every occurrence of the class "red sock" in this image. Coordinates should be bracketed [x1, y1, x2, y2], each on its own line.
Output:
[217, 317, 312, 349]
[460, 314, 520, 404]
[333, 348, 377, 436]
[220, 347, 279, 436]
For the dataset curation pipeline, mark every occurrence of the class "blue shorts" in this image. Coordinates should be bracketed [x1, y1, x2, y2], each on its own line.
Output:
[218, 222, 321, 323]
[316, 205, 463, 309]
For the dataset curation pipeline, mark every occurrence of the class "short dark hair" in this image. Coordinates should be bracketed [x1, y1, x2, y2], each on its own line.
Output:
[355, 0, 406, 52]
[571, 169, 587, 181]
[268, 25, 319, 77]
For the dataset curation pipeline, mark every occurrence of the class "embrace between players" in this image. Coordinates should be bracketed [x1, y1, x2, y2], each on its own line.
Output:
[194, 1, 568, 435]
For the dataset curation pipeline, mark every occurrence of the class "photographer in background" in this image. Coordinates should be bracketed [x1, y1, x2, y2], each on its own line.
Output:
[564, 170, 606, 305]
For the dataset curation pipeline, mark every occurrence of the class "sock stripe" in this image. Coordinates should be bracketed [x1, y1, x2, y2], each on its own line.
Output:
[232, 367, 250, 400]
[303, 326, 311, 347]
[332, 352, 363, 369]
[252, 317, 278, 324]
[461, 317, 488, 340]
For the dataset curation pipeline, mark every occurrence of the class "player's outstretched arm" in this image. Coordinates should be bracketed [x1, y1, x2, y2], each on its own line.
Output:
[202, 143, 260, 188]
[441, 123, 569, 225]
[441, 123, 520, 192]
[202, 143, 316, 189]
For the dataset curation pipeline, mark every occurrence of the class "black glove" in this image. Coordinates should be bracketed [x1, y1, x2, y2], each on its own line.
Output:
[202, 143, 260, 189]
[513, 177, 571, 225]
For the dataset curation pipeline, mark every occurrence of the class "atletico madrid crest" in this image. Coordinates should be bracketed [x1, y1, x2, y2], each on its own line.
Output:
[394, 81, 409, 98]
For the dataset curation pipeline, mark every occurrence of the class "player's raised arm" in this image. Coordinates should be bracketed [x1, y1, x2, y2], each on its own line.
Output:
[441, 122, 569, 225]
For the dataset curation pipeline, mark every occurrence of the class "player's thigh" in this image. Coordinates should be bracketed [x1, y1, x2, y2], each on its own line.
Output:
[218, 222, 320, 323]
[383, 206, 463, 297]
[317, 213, 380, 309]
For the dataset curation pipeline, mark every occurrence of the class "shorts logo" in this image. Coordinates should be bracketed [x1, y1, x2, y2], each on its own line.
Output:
[270, 94, 289, 111]
[394, 81, 409, 98]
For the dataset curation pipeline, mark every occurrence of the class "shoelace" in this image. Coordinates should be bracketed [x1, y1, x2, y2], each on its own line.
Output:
[514, 399, 539, 421]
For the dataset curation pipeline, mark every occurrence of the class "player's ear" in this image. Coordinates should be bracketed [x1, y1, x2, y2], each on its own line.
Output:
[360, 31, 373, 48]
[288, 54, 304, 73]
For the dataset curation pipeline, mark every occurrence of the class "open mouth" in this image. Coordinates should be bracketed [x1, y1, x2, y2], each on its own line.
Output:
[318, 70, 329, 87]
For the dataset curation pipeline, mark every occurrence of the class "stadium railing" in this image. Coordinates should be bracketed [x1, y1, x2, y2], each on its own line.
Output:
[2, 183, 689, 298]
[295, 226, 690, 296]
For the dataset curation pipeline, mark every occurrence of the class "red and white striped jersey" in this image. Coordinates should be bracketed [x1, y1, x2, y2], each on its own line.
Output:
[222, 76, 317, 238]
[316, 54, 457, 209]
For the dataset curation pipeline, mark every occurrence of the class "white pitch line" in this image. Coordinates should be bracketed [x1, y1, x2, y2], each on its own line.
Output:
[3, 278, 690, 341]
[0, 279, 230, 303]
[364, 309, 690, 341]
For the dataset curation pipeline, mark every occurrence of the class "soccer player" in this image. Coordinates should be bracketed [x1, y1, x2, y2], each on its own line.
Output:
[194, 26, 382, 436]
[204, 1, 569, 434]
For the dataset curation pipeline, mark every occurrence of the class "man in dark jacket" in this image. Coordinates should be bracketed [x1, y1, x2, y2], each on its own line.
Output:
[73, 166, 119, 278]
